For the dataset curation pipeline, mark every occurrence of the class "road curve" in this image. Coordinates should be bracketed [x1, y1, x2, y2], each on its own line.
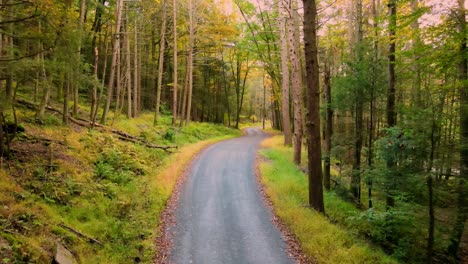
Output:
[168, 127, 295, 264]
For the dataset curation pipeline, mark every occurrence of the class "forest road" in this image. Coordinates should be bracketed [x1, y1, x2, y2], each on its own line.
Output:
[168, 127, 295, 264]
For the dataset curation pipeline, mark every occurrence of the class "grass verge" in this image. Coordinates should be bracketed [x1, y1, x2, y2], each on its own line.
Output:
[0, 108, 240, 264]
[258, 136, 398, 264]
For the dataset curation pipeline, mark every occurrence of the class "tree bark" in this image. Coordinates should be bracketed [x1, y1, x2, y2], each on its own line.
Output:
[154, 1, 167, 125]
[172, 0, 178, 125]
[386, 0, 397, 208]
[185, 0, 195, 126]
[63, 75, 69, 124]
[288, 0, 303, 165]
[125, 4, 132, 118]
[324, 60, 332, 190]
[133, 15, 139, 117]
[101, 0, 123, 124]
[411, 0, 422, 107]
[368, 0, 380, 209]
[303, 0, 324, 213]
[351, 0, 364, 203]
[279, 0, 292, 145]
[91, 47, 99, 122]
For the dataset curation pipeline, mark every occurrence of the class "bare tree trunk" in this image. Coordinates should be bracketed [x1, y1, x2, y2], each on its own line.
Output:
[351, 0, 364, 203]
[324, 60, 332, 190]
[154, 1, 167, 125]
[386, 0, 397, 208]
[185, 0, 195, 125]
[279, 0, 292, 145]
[368, 0, 380, 209]
[101, 0, 123, 124]
[303, 0, 324, 213]
[93, 32, 110, 126]
[180, 56, 189, 126]
[133, 14, 139, 117]
[37, 40, 50, 119]
[172, 0, 178, 125]
[288, 0, 303, 164]
[125, 4, 132, 118]
[411, 0, 422, 107]
[63, 75, 70, 124]
[115, 32, 123, 118]
[91, 47, 99, 121]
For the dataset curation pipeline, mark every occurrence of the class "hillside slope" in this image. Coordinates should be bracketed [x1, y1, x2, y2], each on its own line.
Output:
[0, 107, 239, 263]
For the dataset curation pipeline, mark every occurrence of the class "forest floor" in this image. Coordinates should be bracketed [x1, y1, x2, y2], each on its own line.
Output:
[0, 104, 240, 263]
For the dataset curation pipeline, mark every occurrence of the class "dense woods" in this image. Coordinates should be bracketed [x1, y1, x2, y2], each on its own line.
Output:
[1, 0, 467, 263]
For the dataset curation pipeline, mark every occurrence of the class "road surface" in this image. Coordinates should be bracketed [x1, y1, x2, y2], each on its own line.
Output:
[168, 127, 295, 264]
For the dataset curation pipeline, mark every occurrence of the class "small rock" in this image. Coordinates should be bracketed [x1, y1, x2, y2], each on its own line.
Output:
[54, 242, 77, 264]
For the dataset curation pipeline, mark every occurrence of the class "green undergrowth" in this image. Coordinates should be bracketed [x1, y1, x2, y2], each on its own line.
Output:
[259, 136, 398, 264]
[0, 109, 240, 263]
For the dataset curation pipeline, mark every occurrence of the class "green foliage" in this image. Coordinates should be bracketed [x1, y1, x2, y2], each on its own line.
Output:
[162, 128, 175, 142]
[94, 149, 144, 185]
[259, 138, 397, 263]
[38, 114, 61, 126]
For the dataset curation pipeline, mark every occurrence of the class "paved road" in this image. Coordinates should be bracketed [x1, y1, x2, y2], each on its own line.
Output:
[169, 127, 295, 264]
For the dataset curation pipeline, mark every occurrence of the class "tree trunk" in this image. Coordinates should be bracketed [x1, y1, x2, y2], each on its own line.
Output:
[185, 0, 195, 126]
[324, 60, 332, 190]
[288, 0, 303, 165]
[93, 32, 110, 126]
[368, 0, 380, 209]
[63, 75, 69, 124]
[91, 47, 99, 121]
[448, 0, 468, 258]
[172, 0, 178, 125]
[386, 0, 397, 208]
[303, 0, 324, 213]
[125, 4, 132, 118]
[411, 0, 422, 107]
[180, 56, 189, 126]
[37, 45, 50, 119]
[154, 1, 167, 125]
[350, 0, 364, 203]
[221, 55, 231, 127]
[133, 15, 139, 117]
[101, 0, 123, 124]
[279, 0, 292, 145]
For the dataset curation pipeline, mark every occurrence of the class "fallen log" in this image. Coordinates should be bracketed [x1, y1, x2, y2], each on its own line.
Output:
[15, 99, 177, 152]
[57, 223, 104, 247]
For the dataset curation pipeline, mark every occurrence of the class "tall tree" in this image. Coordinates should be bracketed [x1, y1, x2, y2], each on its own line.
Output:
[386, 0, 397, 208]
[102, 0, 124, 124]
[278, 0, 292, 145]
[303, 0, 324, 213]
[172, 0, 178, 125]
[185, 0, 195, 125]
[323, 58, 332, 190]
[448, 0, 468, 258]
[350, 0, 364, 203]
[154, 1, 167, 125]
[287, 0, 304, 164]
[125, 3, 133, 118]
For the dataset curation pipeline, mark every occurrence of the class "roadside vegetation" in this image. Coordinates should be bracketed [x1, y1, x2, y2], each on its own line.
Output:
[259, 136, 398, 264]
[0, 107, 239, 263]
